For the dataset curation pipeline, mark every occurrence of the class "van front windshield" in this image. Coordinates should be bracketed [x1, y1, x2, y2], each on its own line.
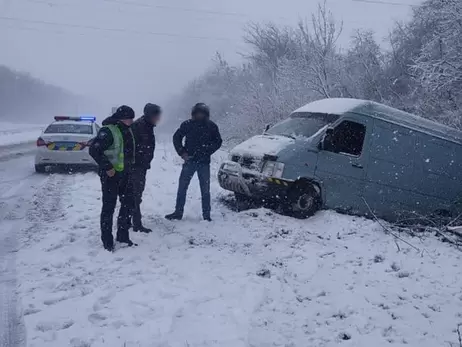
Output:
[266, 112, 339, 139]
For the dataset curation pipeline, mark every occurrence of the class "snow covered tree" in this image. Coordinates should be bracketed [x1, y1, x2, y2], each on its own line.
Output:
[341, 30, 386, 102]
[166, 0, 462, 142]
[410, 0, 462, 117]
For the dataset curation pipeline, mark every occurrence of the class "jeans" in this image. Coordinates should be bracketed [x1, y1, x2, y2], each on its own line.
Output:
[100, 171, 133, 248]
[130, 167, 147, 228]
[175, 162, 211, 218]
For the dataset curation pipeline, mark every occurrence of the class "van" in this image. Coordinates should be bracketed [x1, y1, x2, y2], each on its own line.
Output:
[217, 98, 462, 221]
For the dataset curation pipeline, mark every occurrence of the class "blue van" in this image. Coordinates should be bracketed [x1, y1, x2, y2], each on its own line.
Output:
[218, 98, 462, 220]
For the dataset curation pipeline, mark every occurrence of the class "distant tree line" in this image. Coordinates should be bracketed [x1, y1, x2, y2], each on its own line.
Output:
[0, 65, 97, 122]
[167, 0, 462, 144]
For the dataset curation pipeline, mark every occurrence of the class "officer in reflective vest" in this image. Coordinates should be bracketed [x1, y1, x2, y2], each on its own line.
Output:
[90, 105, 136, 252]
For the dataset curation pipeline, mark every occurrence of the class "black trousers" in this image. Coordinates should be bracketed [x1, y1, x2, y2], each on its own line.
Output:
[131, 167, 147, 228]
[100, 171, 133, 248]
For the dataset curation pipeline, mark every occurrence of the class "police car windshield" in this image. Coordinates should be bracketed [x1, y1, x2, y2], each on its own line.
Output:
[44, 123, 93, 134]
[266, 112, 339, 139]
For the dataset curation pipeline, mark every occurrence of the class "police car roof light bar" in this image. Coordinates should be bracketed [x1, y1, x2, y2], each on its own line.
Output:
[54, 116, 96, 122]
[79, 116, 96, 121]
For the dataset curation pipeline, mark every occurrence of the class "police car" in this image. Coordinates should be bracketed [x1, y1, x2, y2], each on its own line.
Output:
[35, 116, 100, 172]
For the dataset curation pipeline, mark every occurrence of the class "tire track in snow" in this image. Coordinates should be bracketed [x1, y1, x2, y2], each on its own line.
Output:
[0, 154, 67, 347]
[23, 174, 67, 247]
[0, 156, 42, 347]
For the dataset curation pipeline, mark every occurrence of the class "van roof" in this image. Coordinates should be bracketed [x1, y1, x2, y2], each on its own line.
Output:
[294, 98, 462, 145]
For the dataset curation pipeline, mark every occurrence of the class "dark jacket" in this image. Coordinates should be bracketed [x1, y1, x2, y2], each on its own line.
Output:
[89, 116, 135, 173]
[131, 116, 155, 170]
[173, 117, 222, 164]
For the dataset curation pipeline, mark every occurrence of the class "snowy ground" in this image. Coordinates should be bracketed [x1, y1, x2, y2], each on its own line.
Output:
[6, 142, 462, 347]
[0, 122, 45, 146]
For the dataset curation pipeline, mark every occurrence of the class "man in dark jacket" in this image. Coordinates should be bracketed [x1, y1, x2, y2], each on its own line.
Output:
[89, 105, 136, 252]
[165, 103, 222, 221]
[130, 103, 162, 233]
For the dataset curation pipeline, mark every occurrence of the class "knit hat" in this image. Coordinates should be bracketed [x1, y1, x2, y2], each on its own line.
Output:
[144, 103, 162, 117]
[112, 105, 135, 120]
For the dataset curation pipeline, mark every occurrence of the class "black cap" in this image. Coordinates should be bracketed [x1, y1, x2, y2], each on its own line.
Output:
[112, 105, 135, 120]
[144, 103, 162, 117]
[191, 103, 210, 118]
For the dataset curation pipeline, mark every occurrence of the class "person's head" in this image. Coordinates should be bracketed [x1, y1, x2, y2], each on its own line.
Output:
[143, 103, 162, 125]
[191, 103, 210, 121]
[112, 105, 135, 126]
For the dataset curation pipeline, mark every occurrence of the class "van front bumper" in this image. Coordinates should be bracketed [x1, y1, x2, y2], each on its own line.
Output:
[218, 161, 291, 199]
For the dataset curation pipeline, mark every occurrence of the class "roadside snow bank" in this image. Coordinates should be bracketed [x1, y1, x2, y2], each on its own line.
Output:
[0, 122, 45, 146]
[17, 142, 462, 347]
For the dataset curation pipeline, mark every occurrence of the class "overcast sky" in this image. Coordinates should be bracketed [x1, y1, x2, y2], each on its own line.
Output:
[1, 0, 422, 115]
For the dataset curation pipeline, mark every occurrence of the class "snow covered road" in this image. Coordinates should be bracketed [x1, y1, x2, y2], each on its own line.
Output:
[5, 142, 462, 347]
[0, 150, 52, 347]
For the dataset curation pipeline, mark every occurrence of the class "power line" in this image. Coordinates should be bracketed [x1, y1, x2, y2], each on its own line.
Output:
[0, 15, 236, 42]
[4, 0, 416, 44]
[1, 23, 249, 49]
[2, 24, 159, 41]
[24, 0, 276, 20]
[24, 0, 379, 27]
[351, 0, 416, 7]
[103, 0, 252, 18]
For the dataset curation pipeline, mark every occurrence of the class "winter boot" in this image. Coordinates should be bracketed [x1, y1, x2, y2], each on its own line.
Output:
[116, 238, 138, 247]
[103, 242, 115, 252]
[165, 212, 183, 221]
[133, 226, 152, 233]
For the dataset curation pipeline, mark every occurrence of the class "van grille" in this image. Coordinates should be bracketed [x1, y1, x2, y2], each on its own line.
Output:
[231, 155, 261, 171]
[231, 155, 240, 163]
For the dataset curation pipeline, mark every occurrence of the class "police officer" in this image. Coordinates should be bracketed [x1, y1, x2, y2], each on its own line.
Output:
[165, 103, 222, 221]
[89, 105, 136, 252]
[130, 103, 162, 233]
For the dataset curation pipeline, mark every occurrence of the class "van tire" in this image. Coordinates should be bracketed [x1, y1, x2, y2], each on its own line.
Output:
[285, 182, 320, 219]
[35, 164, 46, 173]
[235, 193, 253, 212]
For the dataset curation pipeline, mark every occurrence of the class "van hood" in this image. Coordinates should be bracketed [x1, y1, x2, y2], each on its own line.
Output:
[230, 134, 295, 158]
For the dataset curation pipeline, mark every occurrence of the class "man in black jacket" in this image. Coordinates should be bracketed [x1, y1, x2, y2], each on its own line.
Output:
[166, 103, 222, 221]
[130, 103, 162, 233]
[89, 105, 136, 252]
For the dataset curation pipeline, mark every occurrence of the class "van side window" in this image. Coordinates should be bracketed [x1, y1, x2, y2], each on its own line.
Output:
[331, 120, 366, 156]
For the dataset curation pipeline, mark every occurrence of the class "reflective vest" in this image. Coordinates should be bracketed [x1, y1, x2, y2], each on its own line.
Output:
[103, 124, 135, 172]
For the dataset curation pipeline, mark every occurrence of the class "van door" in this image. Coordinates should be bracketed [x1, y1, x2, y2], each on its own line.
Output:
[315, 115, 370, 214]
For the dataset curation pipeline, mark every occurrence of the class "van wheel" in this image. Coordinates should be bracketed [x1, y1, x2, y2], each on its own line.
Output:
[285, 182, 320, 219]
[35, 164, 46, 173]
[235, 193, 254, 212]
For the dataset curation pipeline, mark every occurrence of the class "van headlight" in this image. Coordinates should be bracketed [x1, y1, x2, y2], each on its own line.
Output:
[262, 161, 285, 178]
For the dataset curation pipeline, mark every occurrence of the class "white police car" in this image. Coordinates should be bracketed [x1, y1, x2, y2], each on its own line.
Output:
[35, 116, 100, 172]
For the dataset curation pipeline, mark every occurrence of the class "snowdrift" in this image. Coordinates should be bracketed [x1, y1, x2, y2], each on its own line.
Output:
[0, 122, 45, 147]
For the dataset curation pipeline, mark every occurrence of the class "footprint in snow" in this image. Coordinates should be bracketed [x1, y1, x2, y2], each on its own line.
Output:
[92, 291, 116, 311]
[36, 320, 74, 332]
[43, 296, 67, 306]
[88, 312, 107, 325]
[70, 337, 92, 347]
[23, 307, 41, 316]
[98, 292, 115, 305]
[111, 320, 128, 329]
